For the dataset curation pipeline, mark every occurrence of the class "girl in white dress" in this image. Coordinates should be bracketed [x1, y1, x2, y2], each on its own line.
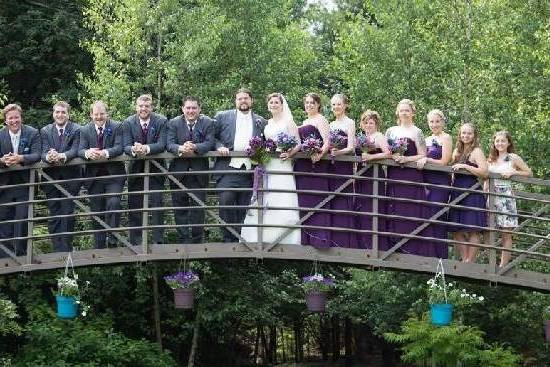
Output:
[486, 131, 532, 267]
[241, 93, 302, 245]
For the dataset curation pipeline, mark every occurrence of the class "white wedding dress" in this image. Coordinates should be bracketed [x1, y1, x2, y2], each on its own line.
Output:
[241, 121, 301, 245]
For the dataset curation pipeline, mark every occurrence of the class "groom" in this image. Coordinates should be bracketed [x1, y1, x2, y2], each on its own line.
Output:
[214, 88, 266, 243]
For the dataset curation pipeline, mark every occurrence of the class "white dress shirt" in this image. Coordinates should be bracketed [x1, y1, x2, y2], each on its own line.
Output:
[9, 130, 21, 153]
[229, 111, 253, 169]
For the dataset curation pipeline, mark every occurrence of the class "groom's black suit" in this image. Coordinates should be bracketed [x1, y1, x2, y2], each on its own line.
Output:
[213, 109, 266, 242]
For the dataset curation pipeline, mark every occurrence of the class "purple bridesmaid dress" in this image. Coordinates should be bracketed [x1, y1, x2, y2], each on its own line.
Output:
[448, 161, 487, 232]
[354, 148, 390, 250]
[294, 125, 332, 248]
[328, 129, 358, 248]
[422, 143, 451, 258]
[386, 138, 429, 255]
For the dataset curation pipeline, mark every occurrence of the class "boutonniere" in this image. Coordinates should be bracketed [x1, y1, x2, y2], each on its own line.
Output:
[105, 127, 113, 136]
[20, 138, 28, 147]
[254, 118, 264, 129]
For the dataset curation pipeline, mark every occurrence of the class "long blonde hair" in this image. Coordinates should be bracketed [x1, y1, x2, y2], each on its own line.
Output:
[452, 122, 481, 164]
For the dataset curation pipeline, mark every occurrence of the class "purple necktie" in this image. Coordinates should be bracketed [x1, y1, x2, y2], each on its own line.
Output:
[58, 128, 64, 148]
[97, 126, 104, 149]
[141, 123, 148, 143]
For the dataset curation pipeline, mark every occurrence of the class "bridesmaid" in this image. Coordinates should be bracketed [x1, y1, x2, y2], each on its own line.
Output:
[487, 131, 532, 267]
[416, 109, 453, 258]
[385, 99, 428, 256]
[356, 110, 391, 250]
[448, 122, 488, 263]
[328, 94, 357, 248]
[294, 93, 332, 248]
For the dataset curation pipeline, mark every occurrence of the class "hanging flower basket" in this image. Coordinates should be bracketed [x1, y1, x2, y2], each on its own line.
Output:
[305, 291, 327, 313]
[302, 273, 335, 313]
[427, 259, 484, 327]
[55, 255, 90, 319]
[174, 288, 195, 309]
[164, 270, 200, 310]
[543, 307, 550, 342]
[430, 303, 454, 326]
[56, 295, 78, 319]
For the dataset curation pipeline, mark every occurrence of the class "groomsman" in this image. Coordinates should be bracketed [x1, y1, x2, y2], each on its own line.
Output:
[0, 104, 41, 257]
[123, 94, 167, 245]
[167, 96, 214, 243]
[214, 88, 266, 243]
[78, 101, 125, 249]
[40, 101, 81, 252]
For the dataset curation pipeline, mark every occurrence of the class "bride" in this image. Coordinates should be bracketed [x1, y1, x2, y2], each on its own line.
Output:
[241, 93, 302, 245]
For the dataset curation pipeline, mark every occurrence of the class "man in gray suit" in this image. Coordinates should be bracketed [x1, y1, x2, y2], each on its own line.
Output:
[0, 104, 41, 257]
[214, 88, 266, 243]
[123, 94, 167, 245]
[167, 96, 214, 243]
[78, 101, 125, 249]
[40, 101, 81, 252]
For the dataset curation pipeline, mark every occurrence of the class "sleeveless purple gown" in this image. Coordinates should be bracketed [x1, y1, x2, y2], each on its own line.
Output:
[422, 143, 450, 258]
[386, 138, 429, 255]
[328, 130, 358, 248]
[354, 148, 389, 250]
[448, 161, 487, 232]
[294, 125, 331, 248]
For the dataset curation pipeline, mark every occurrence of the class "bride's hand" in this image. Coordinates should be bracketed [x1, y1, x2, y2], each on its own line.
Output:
[279, 152, 290, 161]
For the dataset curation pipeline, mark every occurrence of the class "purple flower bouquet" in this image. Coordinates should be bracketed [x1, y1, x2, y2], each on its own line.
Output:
[301, 135, 322, 160]
[246, 136, 276, 166]
[276, 131, 298, 152]
[388, 137, 409, 155]
[329, 129, 347, 150]
[356, 133, 377, 153]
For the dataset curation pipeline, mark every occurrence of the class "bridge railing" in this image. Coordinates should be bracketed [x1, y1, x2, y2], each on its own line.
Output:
[0, 152, 548, 290]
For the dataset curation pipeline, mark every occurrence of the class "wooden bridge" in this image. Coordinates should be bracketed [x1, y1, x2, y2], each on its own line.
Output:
[0, 153, 548, 291]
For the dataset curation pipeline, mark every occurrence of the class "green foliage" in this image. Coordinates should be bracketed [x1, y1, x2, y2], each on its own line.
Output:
[13, 318, 176, 367]
[0, 295, 22, 337]
[384, 316, 521, 367]
[0, 0, 92, 115]
[80, 0, 320, 119]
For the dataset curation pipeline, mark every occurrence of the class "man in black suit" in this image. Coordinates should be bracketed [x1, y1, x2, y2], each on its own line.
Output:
[214, 88, 266, 243]
[78, 101, 125, 249]
[122, 94, 167, 245]
[0, 104, 41, 257]
[40, 101, 81, 252]
[167, 96, 214, 243]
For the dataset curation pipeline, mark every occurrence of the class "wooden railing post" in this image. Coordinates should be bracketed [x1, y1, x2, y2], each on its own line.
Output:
[487, 177, 497, 273]
[372, 164, 379, 259]
[26, 168, 36, 265]
[142, 160, 150, 254]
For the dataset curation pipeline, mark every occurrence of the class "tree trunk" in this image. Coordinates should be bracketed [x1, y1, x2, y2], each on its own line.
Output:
[187, 312, 200, 367]
[151, 267, 163, 351]
[331, 315, 340, 361]
[344, 317, 353, 367]
[294, 322, 303, 363]
[260, 325, 268, 365]
[280, 327, 286, 363]
[269, 325, 277, 364]
[320, 315, 329, 361]
[253, 325, 261, 365]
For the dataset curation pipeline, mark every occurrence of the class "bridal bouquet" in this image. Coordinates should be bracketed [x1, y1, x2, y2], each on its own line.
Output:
[276, 132, 298, 152]
[356, 133, 377, 153]
[301, 135, 322, 159]
[329, 129, 347, 150]
[246, 136, 276, 166]
[388, 137, 409, 155]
